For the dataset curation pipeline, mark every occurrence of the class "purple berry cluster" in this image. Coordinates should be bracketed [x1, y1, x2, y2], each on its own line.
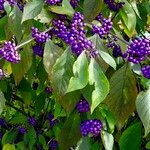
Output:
[76, 99, 90, 113]
[31, 27, 50, 44]
[32, 44, 44, 57]
[53, 12, 97, 56]
[107, 40, 122, 58]
[68, 12, 90, 54]
[93, 14, 113, 38]
[52, 19, 69, 42]
[45, 0, 62, 5]
[70, 0, 79, 8]
[80, 119, 102, 137]
[18, 126, 27, 134]
[141, 66, 150, 79]
[0, 0, 4, 11]
[49, 139, 58, 150]
[0, 41, 20, 63]
[27, 117, 37, 126]
[104, 0, 125, 11]
[47, 113, 58, 127]
[126, 38, 150, 64]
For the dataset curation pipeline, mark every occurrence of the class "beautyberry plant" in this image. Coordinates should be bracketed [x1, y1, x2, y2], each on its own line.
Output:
[0, 0, 150, 149]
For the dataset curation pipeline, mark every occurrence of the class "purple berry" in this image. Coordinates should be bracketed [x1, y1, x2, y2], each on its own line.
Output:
[76, 99, 90, 113]
[27, 117, 37, 126]
[70, 0, 79, 8]
[47, 113, 54, 121]
[0, 118, 5, 126]
[141, 66, 150, 79]
[50, 119, 58, 127]
[45, 87, 53, 94]
[49, 139, 58, 150]
[80, 119, 102, 137]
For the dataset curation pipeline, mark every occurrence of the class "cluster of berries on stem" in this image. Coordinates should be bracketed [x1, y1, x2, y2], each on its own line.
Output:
[104, 0, 125, 11]
[92, 13, 113, 38]
[80, 119, 103, 137]
[0, 41, 20, 63]
[76, 99, 90, 113]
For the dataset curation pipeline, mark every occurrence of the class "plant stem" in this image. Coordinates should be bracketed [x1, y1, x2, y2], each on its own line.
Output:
[109, 32, 130, 45]
[5, 102, 28, 116]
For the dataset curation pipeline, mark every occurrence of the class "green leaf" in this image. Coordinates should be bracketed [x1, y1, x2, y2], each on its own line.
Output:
[101, 131, 114, 150]
[8, 6, 22, 42]
[3, 144, 15, 150]
[89, 35, 109, 71]
[36, 8, 52, 23]
[3, 1, 11, 15]
[58, 91, 81, 113]
[105, 63, 137, 129]
[9, 113, 27, 125]
[37, 60, 48, 83]
[146, 141, 150, 149]
[18, 79, 33, 105]
[16, 142, 26, 150]
[22, 0, 43, 23]
[0, 92, 6, 115]
[76, 138, 90, 150]
[24, 127, 36, 150]
[67, 51, 89, 93]
[43, 40, 63, 77]
[99, 51, 116, 70]
[49, 0, 74, 16]
[119, 0, 136, 37]
[136, 89, 150, 136]
[62, 0, 74, 13]
[89, 58, 109, 113]
[38, 135, 47, 150]
[119, 123, 142, 150]
[35, 92, 46, 115]
[51, 48, 74, 96]
[83, 0, 103, 21]
[12, 44, 32, 85]
[0, 16, 8, 40]
[58, 113, 81, 150]
[2, 130, 17, 145]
